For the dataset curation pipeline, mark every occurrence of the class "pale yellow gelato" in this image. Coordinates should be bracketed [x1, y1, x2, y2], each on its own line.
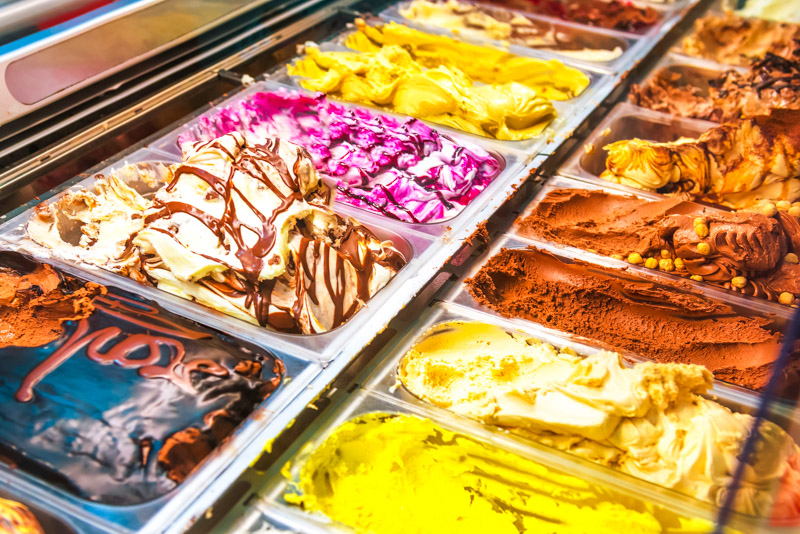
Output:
[398, 321, 800, 519]
[399, 0, 624, 62]
[738, 0, 800, 23]
[284, 412, 716, 534]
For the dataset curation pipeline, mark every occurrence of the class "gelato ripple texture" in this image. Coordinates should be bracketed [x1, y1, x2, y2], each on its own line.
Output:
[466, 246, 798, 390]
[519, 188, 800, 305]
[27, 133, 407, 334]
[399, 0, 624, 62]
[681, 13, 800, 67]
[599, 109, 800, 211]
[399, 321, 800, 518]
[178, 89, 503, 223]
[284, 412, 714, 533]
[288, 20, 590, 140]
[0, 252, 285, 504]
[630, 52, 800, 122]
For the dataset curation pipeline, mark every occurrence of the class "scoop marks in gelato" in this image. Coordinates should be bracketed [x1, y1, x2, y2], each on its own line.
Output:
[284, 412, 714, 533]
[28, 133, 406, 334]
[398, 321, 800, 518]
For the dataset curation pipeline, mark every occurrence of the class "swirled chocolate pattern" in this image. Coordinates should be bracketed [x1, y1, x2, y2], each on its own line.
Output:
[28, 133, 406, 334]
[466, 246, 799, 391]
[0, 252, 285, 505]
[600, 109, 800, 211]
[519, 188, 800, 304]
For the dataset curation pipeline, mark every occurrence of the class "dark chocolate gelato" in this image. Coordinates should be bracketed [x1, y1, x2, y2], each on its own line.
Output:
[519, 188, 800, 305]
[480, 0, 660, 32]
[0, 252, 285, 505]
[466, 246, 796, 391]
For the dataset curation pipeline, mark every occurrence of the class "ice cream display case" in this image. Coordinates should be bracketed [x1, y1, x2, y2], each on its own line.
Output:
[9, 0, 799, 532]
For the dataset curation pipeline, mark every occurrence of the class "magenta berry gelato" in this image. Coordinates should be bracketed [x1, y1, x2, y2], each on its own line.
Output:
[178, 90, 503, 223]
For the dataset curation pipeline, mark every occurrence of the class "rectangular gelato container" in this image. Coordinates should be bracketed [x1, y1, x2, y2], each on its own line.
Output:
[0, 248, 321, 533]
[507, 173, 797, 318]
[445, 231, 796, 393]
[356, 299, 800, 528]
[558, 101, 716, 184]
[0, 147, 445, 363]
[246, 389, 763, 533]
[264, 22, 618, 159]
[379, 1, 644, 74]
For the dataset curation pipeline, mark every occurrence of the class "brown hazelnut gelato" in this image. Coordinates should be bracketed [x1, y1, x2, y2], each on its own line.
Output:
[600, 109, 800, 211]
[466, 246, 797, 391]
[681, 13, 800, 67]
[0, 264, 104, 348]
[519, 188, 800, 304]
[630, 53, 800, 122]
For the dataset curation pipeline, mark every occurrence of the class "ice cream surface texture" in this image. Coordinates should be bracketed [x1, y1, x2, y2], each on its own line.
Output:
[519, 188, 800, 304]
[629, 53, 800, 122]
[0, 251, 285, 504]
[178, 89, 502, 223]
[599, 110, 800, 211]
[466, 246, 797, 390]
[399, 0, 624, 62]
[399, 321, 800, 518]
[343, 19, 590, 100]
[284, 412, 715, 533]
[27, 133, 406, 334]
[0, 498, 44, 534]
[681, 13, 800, 66]
[479, 0, 660, 32]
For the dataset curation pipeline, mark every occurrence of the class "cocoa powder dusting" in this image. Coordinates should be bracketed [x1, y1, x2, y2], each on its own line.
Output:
[466, 247, 798, 391]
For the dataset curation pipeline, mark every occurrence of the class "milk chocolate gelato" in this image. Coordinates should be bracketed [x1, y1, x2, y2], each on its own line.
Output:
[466, 246, 797, 391]
[519, 188, 800, 305]
[681, 13, 800, 66]
[481, 0, 660, 32]
[630, 52, 800, 122]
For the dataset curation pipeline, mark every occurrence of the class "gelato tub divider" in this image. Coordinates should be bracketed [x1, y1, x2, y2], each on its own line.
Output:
[507, 173, 799, 319]
[0, 248, 323, 533]
[558, 101, 717, 182]
[264, 26, 619, 159]
[442, 231, 798, 394]
[377, 3, 644, 74]
[248, 388, 759, 534]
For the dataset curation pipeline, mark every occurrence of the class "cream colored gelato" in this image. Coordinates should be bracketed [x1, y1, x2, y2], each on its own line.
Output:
[398, 321, 800, 519]
[27, 134, 406, 334]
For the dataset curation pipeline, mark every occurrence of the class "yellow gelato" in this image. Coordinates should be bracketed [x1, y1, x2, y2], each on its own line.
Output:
[284, 412, 715, 534]
[345, 19, 590, 101]
[0, 498, 44, 534]
[398, 321, 800, 519]
[288, 43, 557, 140]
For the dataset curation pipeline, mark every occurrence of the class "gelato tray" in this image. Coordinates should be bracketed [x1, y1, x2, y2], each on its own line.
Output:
[266, 16, 618, 157]
[0, 249, 319, 532]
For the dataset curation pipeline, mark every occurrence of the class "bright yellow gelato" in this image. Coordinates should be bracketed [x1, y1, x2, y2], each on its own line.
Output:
[398, 321, 800, 519]
[288, 44, 557, 140]
[284, 412, 715, 534]
[345, 19, 590, 101]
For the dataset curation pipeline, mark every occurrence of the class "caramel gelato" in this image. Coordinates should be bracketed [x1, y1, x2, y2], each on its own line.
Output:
[681, 13, 800, 67]
[519, 188, 800, 305]
[0, 498, 44, 534]
[27, 133, 406, 334]
[466, 246, 798, 391]
[399, 0, 624, 62]
[630, 52, 800, 122]
[600, 109, 800, 211]
[399, 321, 800, 518]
